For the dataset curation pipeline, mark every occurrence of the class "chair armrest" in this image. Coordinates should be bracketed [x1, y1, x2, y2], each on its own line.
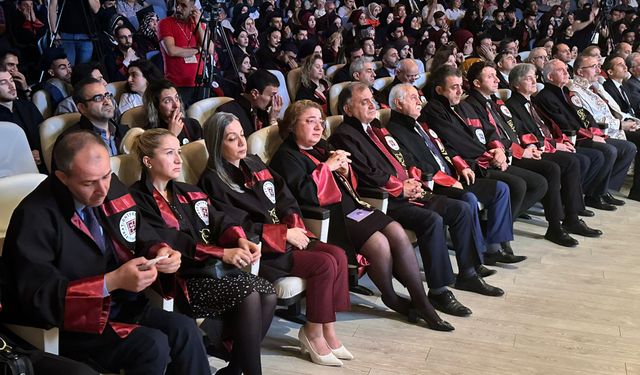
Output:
[299, 205, 330, 220]
[358, 188, 389, 199]
[300, 205, 330, 242]
[4, 324, 59, 355]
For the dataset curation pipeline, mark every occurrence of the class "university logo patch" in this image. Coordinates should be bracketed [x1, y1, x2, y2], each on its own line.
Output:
[119, 211, 137, 242]
[195, 200, 209, 225]
[263, 181, 276, 204]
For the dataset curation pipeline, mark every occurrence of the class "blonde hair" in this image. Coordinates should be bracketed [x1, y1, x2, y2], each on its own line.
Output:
[300, 53, 324, 88]
[280, 100, 326, 140]
[132, 128, 174, 168]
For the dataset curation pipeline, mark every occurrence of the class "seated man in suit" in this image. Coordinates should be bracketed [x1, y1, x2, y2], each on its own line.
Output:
[375, 59, 423, 107]
[374, 45, 399, 79]
[386, 83, 526, 267]
[331, 44, 364, 84]
[534, 59, 633, 211]
[2, 131, 210, 374]
[329, 82, 505, 318]
[566, 55, 637, 207]
[495, 52, 516, 89]
[623, 52, 640, 114]
[349, 56, 382, 108]
[600, 54, 640, 201]
[215, 69, 283, 138]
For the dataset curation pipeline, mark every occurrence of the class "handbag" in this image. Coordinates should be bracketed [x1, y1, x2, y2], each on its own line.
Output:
[0, 336, 34, 375]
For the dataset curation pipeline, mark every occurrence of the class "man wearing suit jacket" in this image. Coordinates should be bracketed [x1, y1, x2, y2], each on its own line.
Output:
[386, 83, 526, 266]
[623, 52, 640, 114]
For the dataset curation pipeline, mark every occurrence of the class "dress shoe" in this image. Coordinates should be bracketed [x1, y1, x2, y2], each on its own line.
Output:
[628, 193, 640, 202]
[476, 264, 497, 277]
[330, 345, 354, 360]
[407, 309, 455, 331]
[454, 275, 504, 296]
[584, 196, 617, 211]
[484, 250, 527, 266]
[603, 192, 625, 206]
[298, 328, 343, 367]
[428, 290, 472, 317]
[578, 209, 595, 217]
[544, 227, 579, 247]
[563, 219, 602, 237]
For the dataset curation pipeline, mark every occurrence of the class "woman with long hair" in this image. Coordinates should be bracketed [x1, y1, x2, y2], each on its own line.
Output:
[296, 54, 331, 114]
[119, 59, 163, 113]
[199, 113, 353, 367]
[130, 128, 276, 375]
[270, 101, 455, 332]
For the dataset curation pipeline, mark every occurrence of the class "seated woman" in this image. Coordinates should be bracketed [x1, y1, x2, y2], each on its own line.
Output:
[199, 112, 352, 367]
[143, 79, 202, 145]
[129, 128, 276, 375]
[119, 59, 162, 113]
[221, 52, 254, 99]
[295, 54, 331, 115]
[270, 100, 454, 332]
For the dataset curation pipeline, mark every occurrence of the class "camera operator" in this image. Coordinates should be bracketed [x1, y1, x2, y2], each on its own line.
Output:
[158, 0, 213, 106]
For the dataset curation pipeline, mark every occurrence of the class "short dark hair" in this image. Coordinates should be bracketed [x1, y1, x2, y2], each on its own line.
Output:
[551, 42, 568, 57]
[0, 48, 20, 63]
[245, 69, 279, 94]
[126, 59, 163, 90]
[72, 77, 103, 104]
[498, 37, 516, 53]
[54, 130, 108, 174]
[429, 65, 462, 91]
[113, 25, 131, 37]
[602, 53, 625, 74]
[71, 62, 105, 86]
[337, 82, 369, 116]
[467, 60, 496, 85]
[473, 33, 492, 51]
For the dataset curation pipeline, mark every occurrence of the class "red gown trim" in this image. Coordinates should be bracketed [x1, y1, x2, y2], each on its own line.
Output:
[102, 194, 137, 216]
[218, 226, 247, 247]
[109, 322, 140, 339]
[451, 156, 470, 174]
[186, 191, 209, 201]
[253, 169, 274, 183]
[194, 243, 226, 261]
[487, 140, 505, 150]
[543, 139, 557, 153]
[153, 190, 180, 230]
[300, 150, 343, 206]
[510, 143, 525, 159]
[433, 170, 459, 187]
[261, 224, 288, 253]
[384, 175, 404, 197]
[520, 133, 539, 146]
[63, 276, 111, 334]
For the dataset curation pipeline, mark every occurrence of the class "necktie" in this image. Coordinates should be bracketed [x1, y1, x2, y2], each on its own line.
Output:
[414, 124, 452, 175]
[485, 101, 505, 136]
[527, 102, 553, 139]
[620, 86, 634, 115]
[83, 206, 106, 253]
[365, 125, 408, 180]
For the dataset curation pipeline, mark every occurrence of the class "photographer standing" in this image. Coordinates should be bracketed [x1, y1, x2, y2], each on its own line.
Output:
[158, 0, 210, 106]
[48, 0, 100, 65]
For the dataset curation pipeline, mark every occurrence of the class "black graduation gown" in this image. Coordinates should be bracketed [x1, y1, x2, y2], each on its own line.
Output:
[295, 80, 329, 115]
[198, 155, 304, 282]
[216, 96, 270, 138]
[269, 135, 392, 260]
[2, 174, 172, 340]
[157, 117, 202, 146]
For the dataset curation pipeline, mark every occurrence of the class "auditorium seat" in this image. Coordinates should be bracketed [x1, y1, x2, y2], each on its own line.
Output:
[497, 88, 512, 101]
[328, 81, 351, 115]
[106, 81, 127, 103]
[120, 106, 147, 128]
[186, 97, 233, 126]
[536, 82, 545, 93]
[287, 67, 302, 101]
[118, 127, 144, 155]
[325, 64, 345, 82]
[39, 113, 82, 172]
[376, 108, 392, 127]
[372, 77, 394, 92]
[31, 89, 53, 120]
[267, 70, 291, 119]
[0, 122, 39, 177]
[324, 115, 343, 139]
[246, 124, 283, 165]
[414, 73, 428, 90]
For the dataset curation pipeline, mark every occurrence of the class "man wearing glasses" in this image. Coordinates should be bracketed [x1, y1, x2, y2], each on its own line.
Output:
[525, 47, 548, 83]
[375, 59, 422, 107]
[53, 77, 128, 171]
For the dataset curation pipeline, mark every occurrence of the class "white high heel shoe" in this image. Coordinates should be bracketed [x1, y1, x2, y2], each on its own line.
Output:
[298, 328, 343, 367]
[330, 345, 354, 360]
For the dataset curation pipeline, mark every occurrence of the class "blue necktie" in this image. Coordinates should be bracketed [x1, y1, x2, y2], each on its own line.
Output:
[83, 207, 106, 253]
[414, 124, 452, 176]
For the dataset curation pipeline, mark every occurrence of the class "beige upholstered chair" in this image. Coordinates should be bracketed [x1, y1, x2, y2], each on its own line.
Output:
[372, 76, 394, 92]
[120, 106, 147, 129]
[267, 70, 291, 119]
[179, 140, 208, 185]
[109, 154, 142, 187]
[186, 97, 233, 126]
[118, 127, 144, 155]
[39, 113, 82, 172]
[324, 115, 343, 139]
[31, 90, 53, 120]
[106, 81, 128, 103]
[328, 81, 351, 116]
[376, 108, 392, 127]
[246, 125, 283, 165]
[0, 122, 39, 177]
[286, 67, 302, 101]
[325, 63, 344, 83]
[497, 88, 512, 101]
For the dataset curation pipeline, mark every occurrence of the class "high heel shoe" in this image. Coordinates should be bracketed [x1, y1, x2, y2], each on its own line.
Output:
[408, 309, 455, 332]
[330, 345, 354, 360]
[298, 328, 343, 366]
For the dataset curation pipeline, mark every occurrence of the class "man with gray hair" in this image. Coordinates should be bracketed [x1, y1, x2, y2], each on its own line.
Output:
[623, 52, 640, 113]
[386, 83, 523, 268]
[375, 58, 423, 107]
[525, 47, 548, 83]
[329, 82, 505, 319]
[349, 56, 381, 108]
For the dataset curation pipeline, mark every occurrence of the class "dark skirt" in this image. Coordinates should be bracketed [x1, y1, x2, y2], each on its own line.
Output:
[186, 273, 275, 318]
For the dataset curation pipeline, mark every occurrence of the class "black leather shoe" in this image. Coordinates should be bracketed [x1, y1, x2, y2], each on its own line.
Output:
[563, 219, 603, 237]
[603, 192, 625, 206]
[484, 250, 527, 266]
[544, 228, 579, 247]
[407, 309, 455, 331]
[428, 290, 472, 317]
[578, 209, 595, 217]
[476, 265, 497, 277]
[454, 275, 504, 297]
[628, 193, 640, 202]
[584, 196, 617, 211]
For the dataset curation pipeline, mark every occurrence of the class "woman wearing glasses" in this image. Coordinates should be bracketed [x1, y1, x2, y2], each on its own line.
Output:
[143, 79, 202, 145]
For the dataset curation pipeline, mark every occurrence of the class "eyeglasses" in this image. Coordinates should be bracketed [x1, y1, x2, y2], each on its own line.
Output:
[533, 55, 549, 61]
[83, 92, 113, 103]
[580, 64, 598, 70]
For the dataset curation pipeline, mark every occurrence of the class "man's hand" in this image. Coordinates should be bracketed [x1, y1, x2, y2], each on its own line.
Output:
[269, 94, 283, 122]
[31, 150, 41, 165]
[286, 227, 310, 249]
[622, 119, 638, 131]
[403, 178, 424, 199]
[238, 237, 261, 263]
[489, 148, 507, 166]
[105, 257, 158, 293]
[12, 71, 28, 91]
[523, 146, 542, 160]
[222, 247, 253, 268]
[593, 135, 606, 143]
[154, 247, 181, 274]
[460, 168, 475, 185]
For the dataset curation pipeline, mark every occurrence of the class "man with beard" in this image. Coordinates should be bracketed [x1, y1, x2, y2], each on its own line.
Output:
[33, 48, 73, 111]
[106, 25, 140, 82]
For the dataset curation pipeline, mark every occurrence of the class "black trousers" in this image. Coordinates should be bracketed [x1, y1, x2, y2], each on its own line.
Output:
[61, 307, 210, 375]
[578, 137, 636, 193]
[624, 130, 640, 197]
[387, 195, 481, 288]
[485, 165, 548, 219]
[575, 147, 606, 196]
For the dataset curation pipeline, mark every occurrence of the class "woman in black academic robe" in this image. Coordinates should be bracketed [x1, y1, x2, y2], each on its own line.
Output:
[270, 100, 454, 332]
[198, 112, 353, 367]
[128, 129, 275, 375]
[143, 80, 202, 146]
